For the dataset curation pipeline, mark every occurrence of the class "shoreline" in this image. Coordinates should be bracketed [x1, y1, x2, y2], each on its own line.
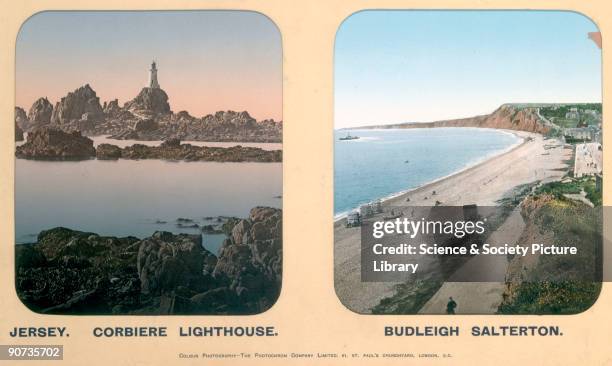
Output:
[333, 128, 572, 313]
[334, 128, 527, 221]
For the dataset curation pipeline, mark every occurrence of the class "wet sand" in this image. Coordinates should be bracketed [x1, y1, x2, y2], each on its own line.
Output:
[334, 131, 572, 314]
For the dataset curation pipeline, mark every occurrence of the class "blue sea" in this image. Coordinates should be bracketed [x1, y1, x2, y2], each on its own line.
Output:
[334, 128, 521, 216]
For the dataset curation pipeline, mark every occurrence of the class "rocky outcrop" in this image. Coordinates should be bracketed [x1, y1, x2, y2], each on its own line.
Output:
[172, 110, 195, 122]
[15, 123, 24, 142]
[16, 85, 282, 142]
[16, 228, 141, 314]
[364, 104, 552, 135]
[15, 107, 27, 141]
[51, 84, 104, 125]
[133, 118, 158, 132]
[124, 87, 170, 115]
[109, 110, 282, 143]
[28, 97, 53, 126]
[15, 106, 29, 130]
[213, 207, 282, 310]
[137, 232, 215, 295]
[15, 127, 95, 160]
[96, 143, 122, 160]
[103, 99, 121, 117]
[95, 139, 281, 162]
[16, 207, 282, 315]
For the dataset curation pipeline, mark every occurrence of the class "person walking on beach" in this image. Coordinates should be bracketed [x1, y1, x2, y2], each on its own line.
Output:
[446, 297, 457, 314]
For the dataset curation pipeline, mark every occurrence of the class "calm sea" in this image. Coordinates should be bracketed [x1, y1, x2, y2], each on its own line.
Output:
[334, 128, 521, 216]
[15, 139, 281, 254]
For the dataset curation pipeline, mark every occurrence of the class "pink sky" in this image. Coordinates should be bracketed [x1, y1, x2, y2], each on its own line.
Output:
[16, 11, 282, 121]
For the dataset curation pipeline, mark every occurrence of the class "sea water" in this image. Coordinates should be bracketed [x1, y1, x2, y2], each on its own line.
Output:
[334, 128, 521, 216]
[15, 152, 282, 254]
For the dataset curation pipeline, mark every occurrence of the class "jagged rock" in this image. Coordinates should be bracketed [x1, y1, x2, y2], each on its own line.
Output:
[107, 109, 282, 143]
[15, 106, 29, 130]
[172, 110, 195, 122]
[133, 118, 158, 132]
[113, 142, 281, 162]
[96, 143, 122, 160]
[28, 97, 53, 125]
[160, 137, 181, 148]
[15, 127, 96, 160]
[124, 87, 170, 115]
[136, 231, 213, 295]
[51, 84, 103, 125]
[15, 122, 24, 141]
[15, 206, 282, 315]
[15, 227, 140, 314]
[109, 129, 139, 140]
[212, 207, 282, 312]
[231, 220, 251, 245]
[103, 99, 121, 117]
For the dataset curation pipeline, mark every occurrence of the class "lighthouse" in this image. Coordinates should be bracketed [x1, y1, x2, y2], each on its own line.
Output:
[149, 61, 160, 89]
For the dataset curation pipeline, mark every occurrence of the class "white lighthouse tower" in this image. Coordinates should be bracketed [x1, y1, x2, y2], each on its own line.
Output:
[149, 60, 160, 89]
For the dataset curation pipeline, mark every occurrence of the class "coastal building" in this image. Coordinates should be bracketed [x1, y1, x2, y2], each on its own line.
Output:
[360, 204, 373, 218]
[346, 211, 361, 227]
[565, 107, 579, 119]
[591, 127, 603, 144]
[564, 127, 592, 141]
[373, 200, 383, 214]
[149, 61, 160, 89]
[573, 142, 602, 178]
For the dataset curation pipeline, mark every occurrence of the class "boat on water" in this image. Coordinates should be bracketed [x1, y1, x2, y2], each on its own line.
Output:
[339, 133, 360, 141]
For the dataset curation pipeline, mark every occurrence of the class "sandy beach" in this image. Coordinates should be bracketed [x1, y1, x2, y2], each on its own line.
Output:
[334, 130, 573, 314]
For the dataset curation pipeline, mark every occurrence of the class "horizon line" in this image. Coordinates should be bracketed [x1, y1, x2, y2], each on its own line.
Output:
[336, 101, 602, 129]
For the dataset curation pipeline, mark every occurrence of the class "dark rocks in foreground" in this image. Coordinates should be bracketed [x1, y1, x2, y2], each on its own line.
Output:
[96, 138, 282, 162]
[15, 127, 95, 160]
[15, 207, 282, 315]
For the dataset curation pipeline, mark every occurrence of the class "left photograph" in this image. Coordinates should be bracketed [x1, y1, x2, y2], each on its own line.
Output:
[14, 11, 283, 315]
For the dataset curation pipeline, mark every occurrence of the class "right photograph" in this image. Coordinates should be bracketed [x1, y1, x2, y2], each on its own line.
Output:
[334, 10, 603, 315]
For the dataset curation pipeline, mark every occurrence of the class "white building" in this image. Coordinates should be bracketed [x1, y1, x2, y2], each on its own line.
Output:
[565, 107, 579, 119]
[149, 61, 160, 89]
